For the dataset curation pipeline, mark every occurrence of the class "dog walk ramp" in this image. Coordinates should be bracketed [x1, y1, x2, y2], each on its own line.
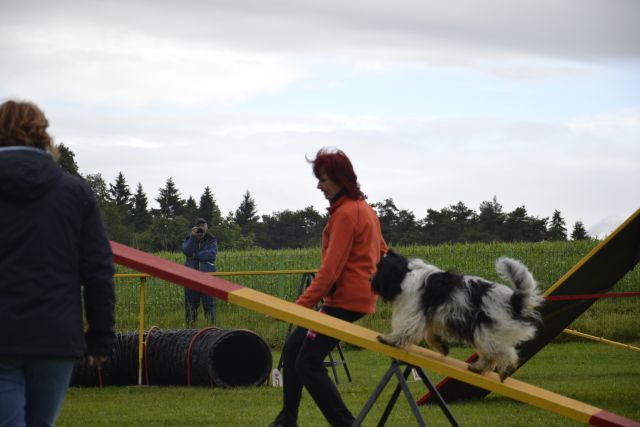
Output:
[110, 241, 639, 427]
[419, 207, 640, 405]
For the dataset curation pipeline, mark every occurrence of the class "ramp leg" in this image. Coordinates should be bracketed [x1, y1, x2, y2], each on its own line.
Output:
[352, 360, 459, 427]
[335, 341, 352, 382]
[414, 367, 459, 426]
[377, 364, 425, 427]
[352, 361, 397, 426]
[326, 351, 340, 384]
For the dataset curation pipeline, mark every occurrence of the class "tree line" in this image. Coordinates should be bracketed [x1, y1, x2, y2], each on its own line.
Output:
[57, 144, 592, 252]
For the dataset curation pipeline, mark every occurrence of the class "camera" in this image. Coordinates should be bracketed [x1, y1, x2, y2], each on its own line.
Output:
[195, 227, 205, 235]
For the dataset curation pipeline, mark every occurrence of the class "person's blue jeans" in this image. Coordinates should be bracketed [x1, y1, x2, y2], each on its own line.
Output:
[0, 356, 76, 427]
[184, 288, 216, 325]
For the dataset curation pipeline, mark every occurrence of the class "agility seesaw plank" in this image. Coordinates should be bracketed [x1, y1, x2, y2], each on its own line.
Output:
[110, 241, 638, 426]
[419, 207, 640, 405]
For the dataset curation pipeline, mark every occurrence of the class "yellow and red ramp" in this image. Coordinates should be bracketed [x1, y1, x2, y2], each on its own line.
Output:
[418, 208, 640, 405]
[110, 241, 639, 426]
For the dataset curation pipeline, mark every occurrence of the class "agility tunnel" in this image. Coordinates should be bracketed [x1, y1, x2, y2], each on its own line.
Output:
[108, 240, 640, 426]
[71, 328, 272, 388]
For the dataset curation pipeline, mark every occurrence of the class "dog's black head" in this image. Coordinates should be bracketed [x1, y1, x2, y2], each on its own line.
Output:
[371, 250, 410, 302]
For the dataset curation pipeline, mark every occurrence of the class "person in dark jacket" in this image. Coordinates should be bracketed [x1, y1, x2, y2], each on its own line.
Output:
[181, 217, 218, 325]
[0, 99, 116, 427]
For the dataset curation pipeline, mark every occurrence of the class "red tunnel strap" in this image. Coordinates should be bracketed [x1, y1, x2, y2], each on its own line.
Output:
[186, 327, 219, 386]
[545, 292, 640, 301]
[144, 326, 161, 385]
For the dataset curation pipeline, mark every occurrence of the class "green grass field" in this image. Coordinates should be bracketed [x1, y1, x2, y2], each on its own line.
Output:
[58, 341, 640, 426]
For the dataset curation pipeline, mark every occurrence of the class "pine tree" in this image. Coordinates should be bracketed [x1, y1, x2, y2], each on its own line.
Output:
[141, 216, 189, 251]
[547, 209, 567, 241]
[420, 208, 448, 244]
[109, 172, 132, 208]
[183, 196, 199, 223]
[503, 206, 547, 242]
[373, 198, 401, 244]
[57, 142, 80, 176]
[130, 182, 152, 232]
[571, 220, 590, 240]
[450, 201, 478, 242]
[214, 211, 256, 250]
[198, 186, 222, 227]
[156, 177, 184, 218]
[477, 196, 506, 241]
[234, 190, 259, 227]
[84, 173, 110, 204]
[299, 206, 324, 247]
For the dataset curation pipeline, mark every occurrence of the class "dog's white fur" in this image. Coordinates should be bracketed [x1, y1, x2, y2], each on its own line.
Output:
[373, 252, 543, 381]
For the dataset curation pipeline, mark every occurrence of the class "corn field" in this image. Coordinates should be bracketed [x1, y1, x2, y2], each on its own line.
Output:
[113, 240, 640, 348]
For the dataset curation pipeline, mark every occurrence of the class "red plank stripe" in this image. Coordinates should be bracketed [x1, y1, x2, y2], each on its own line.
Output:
[590, 410, 640, 427]
[110, 241, 243, 301]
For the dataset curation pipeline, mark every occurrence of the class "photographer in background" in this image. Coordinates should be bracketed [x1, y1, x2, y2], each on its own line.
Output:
[181, 217, 218, 326]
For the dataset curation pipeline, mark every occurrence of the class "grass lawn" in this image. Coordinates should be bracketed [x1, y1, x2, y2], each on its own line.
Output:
[57, 340, 639, 426]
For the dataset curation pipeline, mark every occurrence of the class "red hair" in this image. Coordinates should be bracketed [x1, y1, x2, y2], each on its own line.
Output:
[308, 147, 364, 200]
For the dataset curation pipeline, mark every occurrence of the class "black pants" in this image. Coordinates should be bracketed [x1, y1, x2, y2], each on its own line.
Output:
[274, 306, 364, 427]
[184, 288, 216, 325]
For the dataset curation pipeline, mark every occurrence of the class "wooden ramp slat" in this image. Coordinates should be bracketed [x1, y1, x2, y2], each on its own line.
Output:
[110, 241, 639, 427]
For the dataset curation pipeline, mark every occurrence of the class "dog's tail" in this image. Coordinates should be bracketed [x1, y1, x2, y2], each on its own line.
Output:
[495, 257, 544, 319]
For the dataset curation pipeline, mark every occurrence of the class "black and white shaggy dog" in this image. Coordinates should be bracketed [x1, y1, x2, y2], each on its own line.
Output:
[371, 250, 543, 381]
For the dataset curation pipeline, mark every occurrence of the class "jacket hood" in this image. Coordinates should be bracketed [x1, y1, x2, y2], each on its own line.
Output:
[0, 146, 63, 201]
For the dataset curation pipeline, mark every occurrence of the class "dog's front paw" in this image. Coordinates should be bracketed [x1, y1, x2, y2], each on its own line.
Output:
[435, 342, 449, 357]
[468, 359, 489, 375]
[376, 335, 391, 345]
[497, 366, 516, 382]
[426, 334, 449, 356]
[377, 335, 400, 347]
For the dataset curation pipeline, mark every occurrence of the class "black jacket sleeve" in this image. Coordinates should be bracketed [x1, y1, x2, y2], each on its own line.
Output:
[79, 188, 116, 356]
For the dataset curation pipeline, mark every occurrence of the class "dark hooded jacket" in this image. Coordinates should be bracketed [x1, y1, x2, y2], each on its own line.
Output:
[182, 234, 218, 273]
[0, 146, 115, 358]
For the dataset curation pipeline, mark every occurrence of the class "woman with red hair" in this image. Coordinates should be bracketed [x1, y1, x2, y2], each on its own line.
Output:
[272, 148, 387, 427]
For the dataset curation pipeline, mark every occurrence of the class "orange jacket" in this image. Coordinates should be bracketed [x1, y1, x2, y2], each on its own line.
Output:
[296, 196, 388, 313]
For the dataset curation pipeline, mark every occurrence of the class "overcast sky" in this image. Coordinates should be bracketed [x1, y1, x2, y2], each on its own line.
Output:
[2, 0, 638, 238]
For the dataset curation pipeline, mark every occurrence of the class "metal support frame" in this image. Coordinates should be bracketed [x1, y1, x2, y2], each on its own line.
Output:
[324, 339, 352, 384]
[352, 359, 459, 427]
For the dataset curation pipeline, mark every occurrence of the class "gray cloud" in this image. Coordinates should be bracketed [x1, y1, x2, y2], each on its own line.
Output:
[3, 0, 638, 109]
[4, 0, 639, 61]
